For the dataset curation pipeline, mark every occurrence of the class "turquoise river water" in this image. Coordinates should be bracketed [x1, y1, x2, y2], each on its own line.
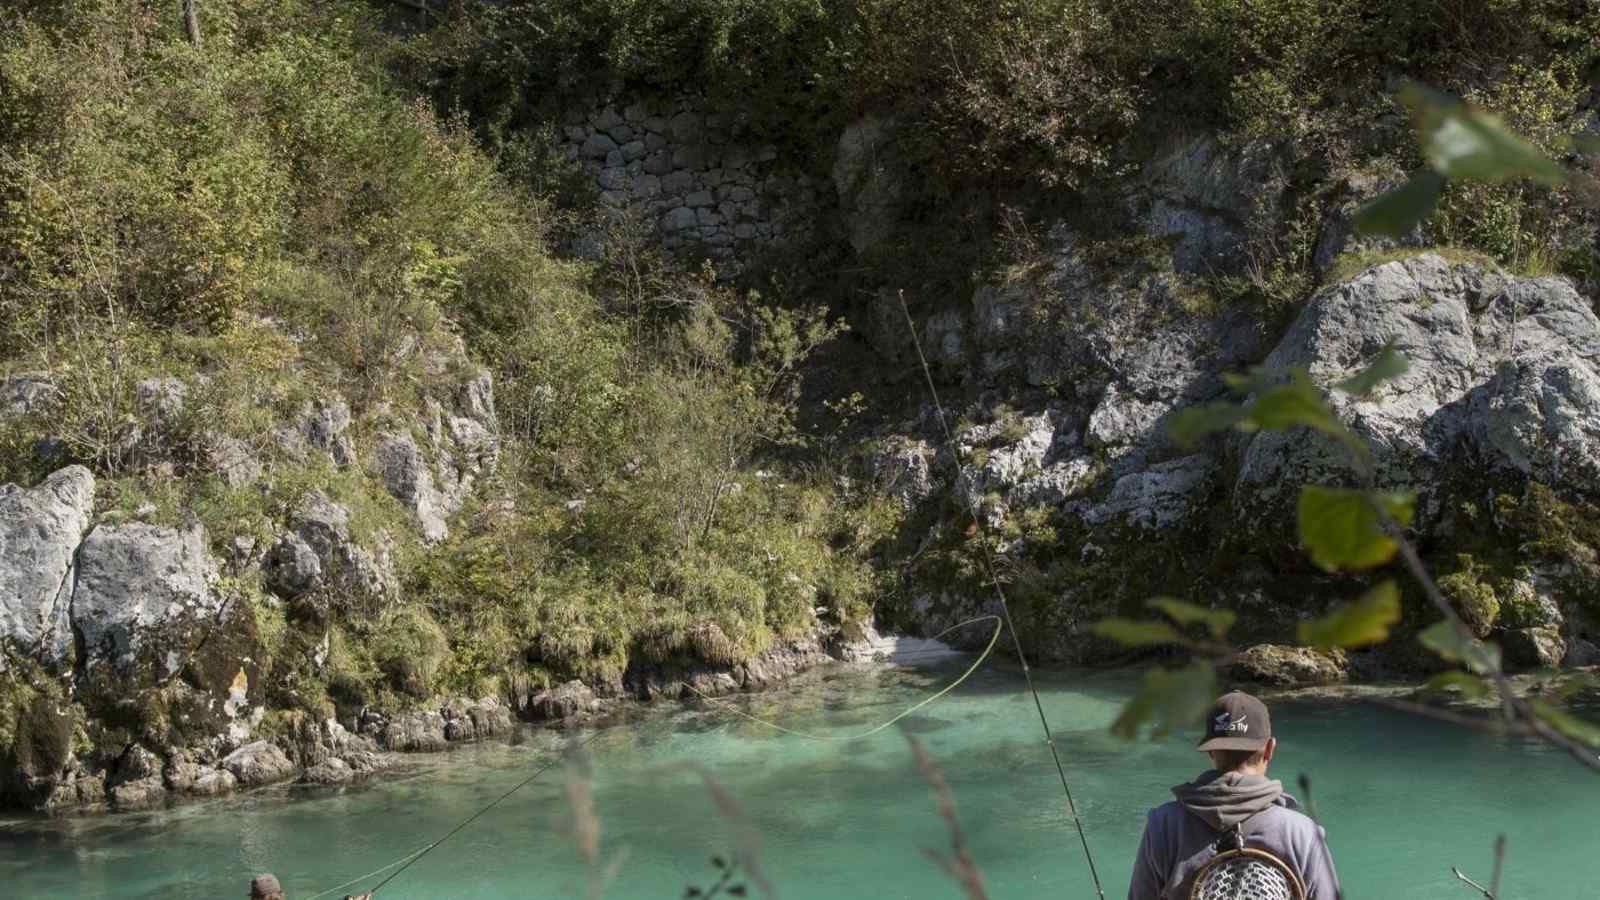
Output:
[3, 662, 1598, 899]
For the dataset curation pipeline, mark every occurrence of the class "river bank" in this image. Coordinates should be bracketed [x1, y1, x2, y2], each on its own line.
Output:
[5, 663, 1598, 900]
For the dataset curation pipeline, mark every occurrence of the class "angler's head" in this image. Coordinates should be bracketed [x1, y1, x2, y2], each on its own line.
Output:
[1197, 691, 1276, 775]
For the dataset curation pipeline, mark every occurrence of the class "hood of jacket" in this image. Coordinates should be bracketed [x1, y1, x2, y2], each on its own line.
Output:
[1171, 769, 1284, 831]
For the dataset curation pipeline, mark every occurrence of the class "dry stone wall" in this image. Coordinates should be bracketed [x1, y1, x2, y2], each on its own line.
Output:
[560, 94, 827, 266]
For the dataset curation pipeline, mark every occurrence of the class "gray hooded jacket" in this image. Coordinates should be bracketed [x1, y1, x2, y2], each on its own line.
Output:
[1127, 770, 1340, 900]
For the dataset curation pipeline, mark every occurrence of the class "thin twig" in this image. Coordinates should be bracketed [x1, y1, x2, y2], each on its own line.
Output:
[1451, 866, 1493, 899]
[908, 735, 988, 900]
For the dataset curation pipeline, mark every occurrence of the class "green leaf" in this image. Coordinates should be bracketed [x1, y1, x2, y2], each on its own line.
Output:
[1418, 620, 1502, 675]
[1529, 700, 1600, 748]
[1090, 618, 1186, 648]
[1335, 344, 1410, 398]
[1248, 374, 1343, 434]
[1352, 169, 1446, 239]
[1297, 580, 1402, 649]
[1298, 487, 1414, 572]
[1110, 661, 1217, 741]
[1167, 402, 1251, 447]
[1147, 597, 1236, 639]
[1401, 83, 1566, 186]
[1421, 670, 1491, 700]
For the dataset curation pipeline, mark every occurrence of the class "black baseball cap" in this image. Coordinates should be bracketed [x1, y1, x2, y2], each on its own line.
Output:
[1197, 691, 1272, 752]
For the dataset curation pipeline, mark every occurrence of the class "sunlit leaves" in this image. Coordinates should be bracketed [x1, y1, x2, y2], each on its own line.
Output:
[1401, 83, 1566, 186]
[1298, 580, 1401, 649]
[1090, 618, 1185, 647]
[1297, 487, 1414, 572]
[1352, 169, 1446, 238]
[1418, 620, 1502, 676]
[1421, 670, 1491, 700]
[1170, 369, 1361, 455]
[1354, 83, 1567, 238]
[1335, 343, 1409, 398]
[1529, 700, 1600, 748]
[1110, 661, 1217, 741]
[1147, 597, 1235, 640]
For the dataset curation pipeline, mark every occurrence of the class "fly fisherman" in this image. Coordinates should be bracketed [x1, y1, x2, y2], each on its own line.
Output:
[1127, 691, 1341, 900]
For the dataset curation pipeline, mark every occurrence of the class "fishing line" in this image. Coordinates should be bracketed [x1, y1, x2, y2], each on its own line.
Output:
[311, 729, 604, 898]
[684, 614, 1003, 740]
[895, 291, 1108, 900]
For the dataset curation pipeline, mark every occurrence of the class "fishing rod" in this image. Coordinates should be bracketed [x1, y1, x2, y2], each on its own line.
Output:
[897, 291, 1108, 900]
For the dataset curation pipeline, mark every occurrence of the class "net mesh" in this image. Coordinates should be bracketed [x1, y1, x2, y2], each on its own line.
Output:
[1191, 851, 1298, 900]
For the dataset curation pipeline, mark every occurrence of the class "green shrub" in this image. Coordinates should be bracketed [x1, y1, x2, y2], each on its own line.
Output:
[1438, 555, 1502, 638]
[372, 607, 450, 700]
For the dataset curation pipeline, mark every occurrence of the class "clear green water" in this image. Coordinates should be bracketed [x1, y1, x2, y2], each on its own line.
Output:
[3, 663, 1597, 899]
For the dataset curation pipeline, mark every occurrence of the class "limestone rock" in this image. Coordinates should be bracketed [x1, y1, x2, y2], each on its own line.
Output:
[1083, 455, 1215, 531]
[1144, 137, 1286, 274]
[223, 741, 295, 787]
[262, 491, 396, 606]
[1502, 626, 1565, 670]
[870, 438, 938, 508]
[1235, 255, 1600, 523]
[1, 372, 59, 417]
[524, 680, 598, 721]
[0, 466, 94, 667]
[1467, 354, 1600, 493]
[379, 710, 448, 752]
[377, 433, 448, 543]
[1227, 644, 1348, 686]
[71, 522, 222, 676]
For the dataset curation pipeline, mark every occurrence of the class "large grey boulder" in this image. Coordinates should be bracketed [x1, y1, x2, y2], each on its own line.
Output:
[1235, 256, 1600, 521]
[1467, 355, 1600, 491]
[222, 741, 295, 787]
[70, 522, 223, 675]
[0, 466, 94, 668]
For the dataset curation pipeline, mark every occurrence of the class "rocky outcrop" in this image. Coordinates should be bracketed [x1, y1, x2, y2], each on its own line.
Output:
[1227, 644, 1349, 687]
[523, 681, 600, 722]
[0, 466, 94, 668]
[376, 368, 498, 543]
[1235, 257, 1600, 524]
[71, 522, 224, 676]
[1143, 137, 1288, 275]
[223, 741, 296, 787]
[263, 490, 397, 610]
[360, 697, 511, 750]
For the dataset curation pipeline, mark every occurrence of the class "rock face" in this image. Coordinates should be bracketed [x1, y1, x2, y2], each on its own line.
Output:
[1143, 137, 1287, 275]
[1227, 644, 1349, 687]
[375, 369, 499, 543]
[222, 741, 295, 787]
[263, 491, 396, 609]
[0, 466, 94, 668]
[70, 523, 223, 675]
[1235, 257, 1600, 523]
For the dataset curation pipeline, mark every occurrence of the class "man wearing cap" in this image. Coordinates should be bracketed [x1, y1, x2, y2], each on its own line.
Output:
[1126, 691, 1341, 900]
[249, 874, 285, 900]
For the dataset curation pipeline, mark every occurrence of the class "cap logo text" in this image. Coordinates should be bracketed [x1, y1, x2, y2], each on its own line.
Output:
[1213, 712, 1249, 734]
